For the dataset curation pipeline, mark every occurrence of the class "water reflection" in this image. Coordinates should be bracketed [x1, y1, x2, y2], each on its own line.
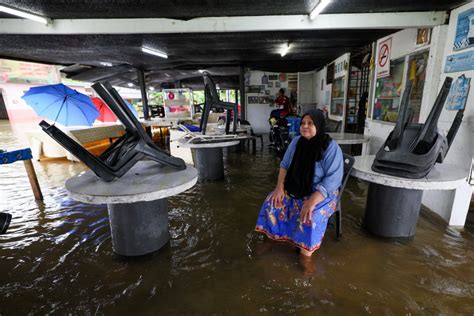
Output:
[0, 120, 473, 314]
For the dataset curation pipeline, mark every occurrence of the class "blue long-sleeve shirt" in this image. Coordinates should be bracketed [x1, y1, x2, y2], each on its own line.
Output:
[280, 136, 344, 198]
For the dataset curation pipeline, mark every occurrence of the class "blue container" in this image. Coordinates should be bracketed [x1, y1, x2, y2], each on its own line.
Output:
[286, 116, 301, 139]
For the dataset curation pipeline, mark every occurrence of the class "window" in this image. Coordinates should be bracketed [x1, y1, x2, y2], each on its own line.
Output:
[373, 58, 405, 122]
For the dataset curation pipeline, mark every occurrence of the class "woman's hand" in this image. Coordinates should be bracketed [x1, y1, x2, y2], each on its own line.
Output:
[300, 191, 324, 223]
[300, 200, 316, 223]
[268, 186, 285, 208]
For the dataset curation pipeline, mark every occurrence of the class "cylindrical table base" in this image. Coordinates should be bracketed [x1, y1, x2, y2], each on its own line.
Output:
[365, 183, 423, 238]
[192, 147, 224, 181]
[108, 199, 169, 256]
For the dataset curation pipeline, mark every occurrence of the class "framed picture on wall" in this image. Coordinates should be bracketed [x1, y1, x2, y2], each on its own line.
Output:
[269, 75, 278, 81]
[258, 96, 270, 104]
[247, 95, 258, 104]
[275, 81, 281, 88]
[268, 82, 273, 88]
[415, 28, 431, 46]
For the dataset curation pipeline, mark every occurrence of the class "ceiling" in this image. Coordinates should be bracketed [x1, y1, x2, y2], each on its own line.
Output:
[0, 1, 469, 89]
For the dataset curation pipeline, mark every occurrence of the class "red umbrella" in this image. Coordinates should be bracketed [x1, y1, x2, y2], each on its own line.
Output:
[90, 97, 117, 122]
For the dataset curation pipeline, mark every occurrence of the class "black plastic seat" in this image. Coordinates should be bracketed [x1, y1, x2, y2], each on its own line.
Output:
[199, 72, 238, 135]
[330, 153, 355, 240]
[239, 119, 263, 151]
[40, 81, 185, 182]
[372, 77, 464, 179]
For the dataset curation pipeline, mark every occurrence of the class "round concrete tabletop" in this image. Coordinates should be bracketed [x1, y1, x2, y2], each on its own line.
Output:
[65, 161, 198, 204]
[328, 132, 371, 145]
[351, 155, 469, 190]
[178, 139, 240, 148]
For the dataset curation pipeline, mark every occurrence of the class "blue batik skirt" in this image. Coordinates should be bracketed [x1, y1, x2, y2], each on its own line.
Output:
[255, 192, 338, 252]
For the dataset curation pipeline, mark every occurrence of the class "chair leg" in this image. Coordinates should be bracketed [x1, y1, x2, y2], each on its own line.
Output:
[335, 210, 341, 240]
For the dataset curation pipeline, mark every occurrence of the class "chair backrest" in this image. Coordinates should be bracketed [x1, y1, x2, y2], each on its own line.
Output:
[327, 119, 342, 133]
[338, 153, 355, 202]
[239, 119, 258, 136]
[203, 72, 220, 104]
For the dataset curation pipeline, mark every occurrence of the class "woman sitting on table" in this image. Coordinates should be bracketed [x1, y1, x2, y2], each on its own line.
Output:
[255, 109, 343, 257]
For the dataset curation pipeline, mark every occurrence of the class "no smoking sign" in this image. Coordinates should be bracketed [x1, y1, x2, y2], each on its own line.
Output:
[377, 37, 392, 78]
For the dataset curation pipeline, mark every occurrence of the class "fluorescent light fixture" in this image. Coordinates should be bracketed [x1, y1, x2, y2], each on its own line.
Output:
[309, 0, 331, 20]
[127, 83, 134, 87]
[280, 43, 290, 57]
[198, 69, 205, 73]
[0, 5, 50, 24]
[141, 47, 168, 59]
[100, 62, 113, 67]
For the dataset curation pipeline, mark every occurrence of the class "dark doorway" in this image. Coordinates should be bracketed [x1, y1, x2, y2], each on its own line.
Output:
[346, 45, 371, 134]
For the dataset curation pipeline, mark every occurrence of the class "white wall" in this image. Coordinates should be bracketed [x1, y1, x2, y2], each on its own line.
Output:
[315, 67, 331, 112]
[312, 53, 350, 127]
[245, 70, 289, 133]
[422, 2, 474, 225]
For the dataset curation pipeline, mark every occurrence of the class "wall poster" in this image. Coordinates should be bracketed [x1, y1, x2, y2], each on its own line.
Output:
[453, 8, 474, 51]
[445, 75, 471, 110]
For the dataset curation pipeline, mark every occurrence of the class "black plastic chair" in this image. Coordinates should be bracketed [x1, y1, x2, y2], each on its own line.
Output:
[40, 82, 186, 182]
[327, 119, 342, 133]
[331, 153, 355, 240]
[239, 119, 264, 151]
[199, 72, 238, 135]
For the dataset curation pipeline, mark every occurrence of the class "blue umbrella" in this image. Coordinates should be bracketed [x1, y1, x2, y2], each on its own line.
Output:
[124, 100, 139, 118]
[22, 83, 99, 126]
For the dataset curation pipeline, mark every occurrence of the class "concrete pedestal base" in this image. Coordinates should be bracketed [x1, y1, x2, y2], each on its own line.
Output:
[193, 147, 224, 181]
[365, 183, 423, 238]
[108, 199, 169, 256]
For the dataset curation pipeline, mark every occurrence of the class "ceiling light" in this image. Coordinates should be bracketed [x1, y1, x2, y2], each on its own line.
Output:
[309, 0, 331, 20]
[0, 5, 50, 24]
[280, 44, 290, 57]
[127, 83, 134, 87]
[149, 87, 155, 91]
[141, 47, 168, 59]
[198, 69, 205, 73]
[100, 62, 113, 67]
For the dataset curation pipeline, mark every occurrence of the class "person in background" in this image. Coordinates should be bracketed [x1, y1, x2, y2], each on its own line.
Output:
[275, 88, 292, 117]
[255, 109, 343, 261]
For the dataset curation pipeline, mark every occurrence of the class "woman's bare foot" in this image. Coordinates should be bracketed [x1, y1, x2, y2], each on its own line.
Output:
[299, 253, 316, 276]
[299, 248, 315, 257]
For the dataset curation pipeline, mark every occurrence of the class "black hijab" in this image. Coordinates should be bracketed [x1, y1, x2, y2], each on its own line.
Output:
[284, 109, 332, 199]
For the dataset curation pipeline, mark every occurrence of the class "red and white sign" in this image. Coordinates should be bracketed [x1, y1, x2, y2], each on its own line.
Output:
[377, 38, 392, 78]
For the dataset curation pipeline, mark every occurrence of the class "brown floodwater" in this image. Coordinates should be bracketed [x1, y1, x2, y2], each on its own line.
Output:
[0, 120, 473, 314]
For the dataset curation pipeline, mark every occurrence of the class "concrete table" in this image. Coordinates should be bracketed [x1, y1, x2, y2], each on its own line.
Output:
[351, 155, 468, 238]
[328, 132, 371, 145]
[178, 139, 240, 181]
[328, 132, 370, 155]
[65, 161, 198, 256]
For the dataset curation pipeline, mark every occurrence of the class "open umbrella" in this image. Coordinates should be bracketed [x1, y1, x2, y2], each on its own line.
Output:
[91, 97, 117, 122]
[124, 100, 139, 119]
[22, 83, 99, 126]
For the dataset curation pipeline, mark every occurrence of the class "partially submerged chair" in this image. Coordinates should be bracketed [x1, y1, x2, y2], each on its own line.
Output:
[199, 72, 238, 135]
[40, 81, 186, 182]
[331, 153, 355, 240]
[239, 119, 264, 151]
